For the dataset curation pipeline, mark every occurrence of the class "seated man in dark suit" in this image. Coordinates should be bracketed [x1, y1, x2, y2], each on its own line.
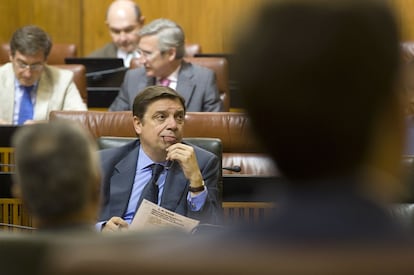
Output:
[109, 18, 223, 112]
[87, 0, 145, 67]
[234, 0, 409, 241]
[98, 85, 222, 232]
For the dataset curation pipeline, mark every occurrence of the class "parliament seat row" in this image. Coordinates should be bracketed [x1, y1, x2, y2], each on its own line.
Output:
[48, 111, 414, 231]
[48, 110, 278, 176]
[3, 110, 414, 230]
[0, 42, 231, 110]
[0, 42, 202, 64]
[1, 111, 279, 229]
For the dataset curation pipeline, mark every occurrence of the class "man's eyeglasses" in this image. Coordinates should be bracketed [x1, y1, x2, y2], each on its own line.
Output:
[14, 60, 44, 71]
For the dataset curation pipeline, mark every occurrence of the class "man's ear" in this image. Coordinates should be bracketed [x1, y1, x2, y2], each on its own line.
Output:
[133, 116, 143, 135]
[138, 16, 145, 26]
[167, 48, 176, 61]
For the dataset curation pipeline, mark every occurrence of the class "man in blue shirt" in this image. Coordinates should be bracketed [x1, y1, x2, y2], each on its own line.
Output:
[97, 85, 222, 232]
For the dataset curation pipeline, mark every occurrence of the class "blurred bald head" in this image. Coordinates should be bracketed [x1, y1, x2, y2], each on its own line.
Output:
[106, 0, 144, 53]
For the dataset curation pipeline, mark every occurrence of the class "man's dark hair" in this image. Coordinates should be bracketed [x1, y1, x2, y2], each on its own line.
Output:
[132, 85, 186, 119]
[10, 25, 52, 58]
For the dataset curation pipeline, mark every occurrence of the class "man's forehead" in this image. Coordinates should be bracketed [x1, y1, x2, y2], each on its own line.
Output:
[14, 50, 45, 61]
[107, 9, 137, 27]
[147, 99, 184, 112]
[138, 35, 158, 47]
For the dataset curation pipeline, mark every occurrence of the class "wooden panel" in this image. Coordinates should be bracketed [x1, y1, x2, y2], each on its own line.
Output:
[82, 0, 113, 56]
[135, 0, 264, 53]
[222, 202, 275, 225]
[390, 0, 414, 42]
[0, 198, 33, 232]
[31, 0, 82, 47]
[0, 0, 414, 59]
[0, 0, 32, 42]
[0, 148, 14, 172]
[0, 199, 276, 229]
[0, 0, 82, 56]
[82, 0, 265, 55]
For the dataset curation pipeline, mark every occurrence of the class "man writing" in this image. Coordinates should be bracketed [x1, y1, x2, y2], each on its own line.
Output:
[0, 25, 87, 125]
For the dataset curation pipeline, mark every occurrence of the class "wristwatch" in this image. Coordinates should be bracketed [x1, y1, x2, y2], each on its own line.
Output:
[188, 182, 205, 193]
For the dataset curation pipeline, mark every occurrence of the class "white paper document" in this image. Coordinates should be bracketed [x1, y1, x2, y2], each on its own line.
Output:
[130, 199, 200, 233]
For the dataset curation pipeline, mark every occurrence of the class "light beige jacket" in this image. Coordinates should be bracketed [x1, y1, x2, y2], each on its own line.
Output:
[0, 63, 87, 124]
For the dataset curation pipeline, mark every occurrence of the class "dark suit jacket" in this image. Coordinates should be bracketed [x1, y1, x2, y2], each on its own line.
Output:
[98, 139, 222, 225]
[235, 181, 409, 242]
[87, 43, 118, 58]
[108, 60, 223, 112]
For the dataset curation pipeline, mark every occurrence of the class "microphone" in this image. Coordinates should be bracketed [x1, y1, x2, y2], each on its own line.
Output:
[222, 165, 241, 173]
[0, 223, 36, 230]
[0, 163, 15, 168]
[86, 67, 127, 80]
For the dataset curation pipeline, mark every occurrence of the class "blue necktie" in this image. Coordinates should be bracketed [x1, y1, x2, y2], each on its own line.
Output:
[18, 85, 34, 125]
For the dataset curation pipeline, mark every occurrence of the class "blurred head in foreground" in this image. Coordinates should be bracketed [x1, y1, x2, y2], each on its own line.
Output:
[12, 121, 101, 230]
[236, 0, 405, 201]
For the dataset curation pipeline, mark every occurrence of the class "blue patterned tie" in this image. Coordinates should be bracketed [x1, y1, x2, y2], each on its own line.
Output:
[18, 85, 34, 125]
[138, 164, 164, 207]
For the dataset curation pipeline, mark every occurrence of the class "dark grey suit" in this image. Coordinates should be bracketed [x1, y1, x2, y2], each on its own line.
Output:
[98, 139, 222, 225]
[109, 60, 223, 112]
[87, 43, 118, 58]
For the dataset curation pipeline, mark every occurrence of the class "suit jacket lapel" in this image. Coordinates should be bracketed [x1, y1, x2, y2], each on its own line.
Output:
[34, 67, 53, 120]
[0, 63, 16, 123]
[146, 76, 156, 87]
[160, 161, 188, 212]
[176, 62, 195, 109]
[109, 145, 140, 217]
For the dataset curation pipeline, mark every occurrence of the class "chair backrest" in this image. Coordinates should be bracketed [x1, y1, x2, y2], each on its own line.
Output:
[48, 110, 278, 176]
[0, 43, 77, 64]
[0, 44, 9, 64]
[185, 57, 230, 111]
[97, 136, 222, 163]
[185, 43, 202, 57]
[129, 56, 230, 111]
[51, 64, 87, 104]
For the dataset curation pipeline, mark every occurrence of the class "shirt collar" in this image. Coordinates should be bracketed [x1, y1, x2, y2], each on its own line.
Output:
[137, 146, 168, 171]
[157, 64, 181, 83]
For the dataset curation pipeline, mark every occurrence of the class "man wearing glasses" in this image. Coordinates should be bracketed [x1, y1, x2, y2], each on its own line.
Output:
[109, 18, 223, 112]
[0, 25, 87, 125]
[87, 0, 145, 67]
